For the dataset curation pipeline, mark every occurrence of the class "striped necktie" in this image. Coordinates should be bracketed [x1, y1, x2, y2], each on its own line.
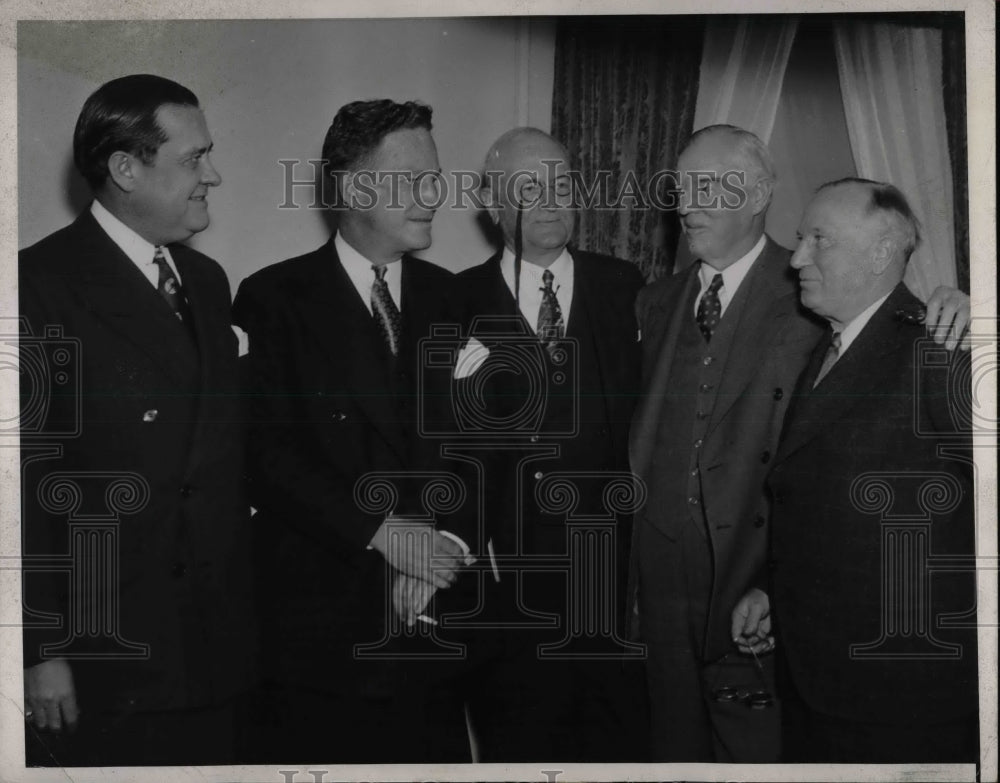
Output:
[371, 264, 401, 356]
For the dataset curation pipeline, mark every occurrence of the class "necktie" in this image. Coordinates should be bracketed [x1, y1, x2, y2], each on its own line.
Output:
[371, 264, 401, 357]
[696, 273, 724, 342]
[813, 331, 842, 388]
[537, 268, 565, 355]
[152, 247, 189, 322]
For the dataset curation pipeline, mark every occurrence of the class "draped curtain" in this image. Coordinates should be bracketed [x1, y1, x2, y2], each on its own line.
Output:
[833, 22, 958, 299]
[692, 16, 799, 143]
[551, 18, 704, 280]
[941, 21, 969, 293]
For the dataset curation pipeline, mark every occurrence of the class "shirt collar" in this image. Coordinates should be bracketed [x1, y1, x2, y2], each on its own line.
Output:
[836, 290, 893, 355]
[90, 199, 157, 266]
[334, 232, 402, 302]
[698, 233, 766, 295]
[500, 245, 574, 288]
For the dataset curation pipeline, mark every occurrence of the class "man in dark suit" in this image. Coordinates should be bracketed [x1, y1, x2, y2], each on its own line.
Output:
[19, 74, 254, 766]
[232, 100, 472, 762]
[455, 127, 648, 761]
[765, 178, 977, 762]
[629, 124, 971, 762]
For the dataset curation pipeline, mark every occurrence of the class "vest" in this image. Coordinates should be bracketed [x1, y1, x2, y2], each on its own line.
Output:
[649, 271, 754, 539]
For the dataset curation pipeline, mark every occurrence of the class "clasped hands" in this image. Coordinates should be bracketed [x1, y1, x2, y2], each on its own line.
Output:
[369, 519, 475, 626]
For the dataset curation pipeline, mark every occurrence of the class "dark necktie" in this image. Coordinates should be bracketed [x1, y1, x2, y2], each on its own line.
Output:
[696, 272, 724, 342]
[371, 264, 401, 357]
[152, 247, 189, 322]
[537, 268, 565, 355]
[813, 331, 842, 388]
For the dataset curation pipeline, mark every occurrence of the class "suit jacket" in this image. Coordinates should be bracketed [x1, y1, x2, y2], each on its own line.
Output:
[232, 239, 467, 695]
[18, 210, 255, 713]
[768, 282, 977, 724]
[455, 249, 643, 619]
[629, 237, 825, 660]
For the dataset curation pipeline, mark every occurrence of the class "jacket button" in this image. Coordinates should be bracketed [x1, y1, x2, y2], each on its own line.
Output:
[754, 514, 766, 528]
[700, 383, 713, 392]
[688, 496, 699, 505]
[530, 435, 539, 443]
[773, 388, 783, 401]
[694, 439, 703, 449]
[703, 356, 714, 366]
[333, 412, 347, 421]
[171, 563, 187, 578]
[533, 471, 543, 480]
[142, 409, 158, 422]
[761, 450, 771, 464]
[179, 484, 192, 498]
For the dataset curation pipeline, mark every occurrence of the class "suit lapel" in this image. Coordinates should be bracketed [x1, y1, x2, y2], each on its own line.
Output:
[629, 262, 701, 478]
[773, 283, 913, 465]
[707, 240, 797, 434]
[296, 241, 408, 462]
[72, 213, 199, 385]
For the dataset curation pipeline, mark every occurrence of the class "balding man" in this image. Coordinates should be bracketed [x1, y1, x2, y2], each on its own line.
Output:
[455, 127, 647, 761]
[628, 125, 970, 761]
[768, 178, 976, 762]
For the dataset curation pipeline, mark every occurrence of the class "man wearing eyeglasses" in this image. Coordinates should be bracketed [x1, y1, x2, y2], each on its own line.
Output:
[453, 127, 648, 761]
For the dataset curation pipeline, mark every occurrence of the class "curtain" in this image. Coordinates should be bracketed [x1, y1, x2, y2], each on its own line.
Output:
[941, 21, 969, 293]
[551, 17, 704, 280]
[692, 16, 799, 143]
[833, 22, 958, 299]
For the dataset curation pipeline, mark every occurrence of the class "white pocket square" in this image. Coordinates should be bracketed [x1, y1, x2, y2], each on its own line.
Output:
[453, 337, 489, 380]
[232, 325, 249, 357]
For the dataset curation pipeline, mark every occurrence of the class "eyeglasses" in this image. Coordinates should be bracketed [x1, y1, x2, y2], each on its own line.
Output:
[707, 646, 775, 710]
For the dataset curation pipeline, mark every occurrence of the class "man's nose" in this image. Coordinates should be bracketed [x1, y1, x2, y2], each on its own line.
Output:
[790, 243, 808, 269]
[201, 156, 222, 187]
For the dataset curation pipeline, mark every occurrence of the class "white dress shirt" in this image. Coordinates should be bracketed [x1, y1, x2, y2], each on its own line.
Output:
[693, 233, 766, 318]
[91, 199, 181, 285]
[499, 246, 574, 331]
[334, 232, 402, 313]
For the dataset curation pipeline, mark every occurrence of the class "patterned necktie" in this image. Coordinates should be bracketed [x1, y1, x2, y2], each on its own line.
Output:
[813, 331, 842, 388]
[152, 247, 189, 322]
[371, 264, 401, 357]
[696, 273, 724, 342]
[537, 268, 565, 355]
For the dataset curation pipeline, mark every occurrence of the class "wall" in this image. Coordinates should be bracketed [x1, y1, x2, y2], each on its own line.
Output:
[17, 19, 557, 286]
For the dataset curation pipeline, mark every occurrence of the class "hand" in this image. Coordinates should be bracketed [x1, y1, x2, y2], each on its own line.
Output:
[24, 659, 79, 733]
[369, 520, 465, 589]
[730, 588, 774, 655]
[925, 286, 971, 351]
[391, 572, 438, 627]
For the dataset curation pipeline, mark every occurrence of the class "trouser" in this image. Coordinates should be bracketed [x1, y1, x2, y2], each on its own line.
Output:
[640, 514, 781, 762]
[25, 698, 241, 767]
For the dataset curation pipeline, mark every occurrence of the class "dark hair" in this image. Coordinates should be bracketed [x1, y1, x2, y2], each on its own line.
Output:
[818, 177, 922, 261]
[73, 74, 200, 190]
[322, 99, 432, 177]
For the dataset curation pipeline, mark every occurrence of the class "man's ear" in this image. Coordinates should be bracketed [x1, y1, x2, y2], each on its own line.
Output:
[481, 186, 501, 226]
[106, 151, 138, 193]
[748, 177, 774, 216]
[871, 235, 896, 275]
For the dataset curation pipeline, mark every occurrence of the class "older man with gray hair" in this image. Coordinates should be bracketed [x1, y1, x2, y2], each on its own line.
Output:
[767, 178, 976, 762]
